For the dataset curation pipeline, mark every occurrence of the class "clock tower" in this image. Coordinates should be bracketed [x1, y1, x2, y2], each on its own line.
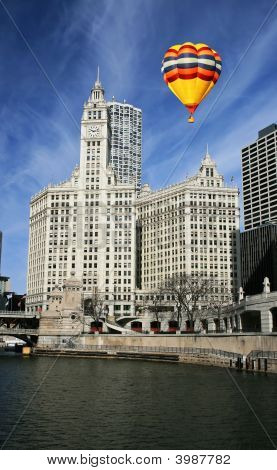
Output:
[79, 69, 110, 187]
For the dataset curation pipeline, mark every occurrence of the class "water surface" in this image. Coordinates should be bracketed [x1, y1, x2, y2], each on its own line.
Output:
[0, 353, 276, 449]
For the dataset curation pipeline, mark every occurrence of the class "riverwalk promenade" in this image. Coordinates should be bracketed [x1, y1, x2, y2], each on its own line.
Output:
[35, 332, 277, 373]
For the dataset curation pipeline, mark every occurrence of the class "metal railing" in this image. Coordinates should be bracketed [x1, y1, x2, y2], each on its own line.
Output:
[36, 343, 242, 359]
[248, 350, 277, 360]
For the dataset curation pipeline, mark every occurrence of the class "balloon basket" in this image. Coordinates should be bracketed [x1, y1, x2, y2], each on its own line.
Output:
[188, 115, 194, 123]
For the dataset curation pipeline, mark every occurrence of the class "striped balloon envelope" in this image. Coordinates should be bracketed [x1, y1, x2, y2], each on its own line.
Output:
[161, 42, 222, 122]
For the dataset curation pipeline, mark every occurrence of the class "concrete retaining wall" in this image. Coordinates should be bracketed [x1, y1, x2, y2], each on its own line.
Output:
[78, 333, 277, 355]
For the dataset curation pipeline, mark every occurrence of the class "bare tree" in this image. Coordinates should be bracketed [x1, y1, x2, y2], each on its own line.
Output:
[84, 289, 107, 332]
[165, 274, 214, 330]
[208, 286, 234, 332]
[147, 287, 164, 322]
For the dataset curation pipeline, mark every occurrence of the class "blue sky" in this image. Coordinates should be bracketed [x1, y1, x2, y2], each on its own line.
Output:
[0, 0, 277, 293]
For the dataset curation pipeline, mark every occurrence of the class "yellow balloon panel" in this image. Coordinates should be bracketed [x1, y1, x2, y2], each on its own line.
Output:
[168, 77, 214, 108]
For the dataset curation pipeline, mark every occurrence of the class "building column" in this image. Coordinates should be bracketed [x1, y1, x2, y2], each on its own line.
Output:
[208, 318, 216, 333]
[222, 317, 232, 333]
[226, 317, 232, 333]
[260, 310, 273, 333]
[236, 314, 242, 332]
[219, 318, 225, 332]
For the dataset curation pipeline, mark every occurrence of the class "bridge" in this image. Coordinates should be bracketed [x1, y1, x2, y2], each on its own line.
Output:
[220, 291, 277, 334]
[0, 310, 39, 345]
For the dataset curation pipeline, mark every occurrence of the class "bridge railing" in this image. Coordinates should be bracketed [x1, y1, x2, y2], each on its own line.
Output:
[0, 311, 34, 316]
[0, 328, 39, 335]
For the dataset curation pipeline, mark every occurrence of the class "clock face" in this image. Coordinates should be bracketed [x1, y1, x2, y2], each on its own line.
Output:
[88, 125, 100, 138]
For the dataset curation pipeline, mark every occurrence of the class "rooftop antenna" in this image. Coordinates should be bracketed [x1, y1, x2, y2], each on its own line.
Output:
[206, 143, 209, 156]
[97, 65, 100, 83]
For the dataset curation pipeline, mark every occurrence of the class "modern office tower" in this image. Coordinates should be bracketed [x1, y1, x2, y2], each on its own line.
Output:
[136, 152, 241, 301]
[240, 223, 277, 295]
[26, 76, 137, 315]
[241, 123, 277, 230]
[108, 100, 142, 190]
[0, 276, 10, 298]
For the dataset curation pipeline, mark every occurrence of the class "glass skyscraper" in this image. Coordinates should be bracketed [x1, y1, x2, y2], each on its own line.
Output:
[108, 100, 142, 190]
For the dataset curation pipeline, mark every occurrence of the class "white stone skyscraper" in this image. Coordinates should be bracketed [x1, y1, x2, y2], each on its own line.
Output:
[26, 76, 137, 315]
[108, 99, 142, 190]
[136, 152, 241, 301]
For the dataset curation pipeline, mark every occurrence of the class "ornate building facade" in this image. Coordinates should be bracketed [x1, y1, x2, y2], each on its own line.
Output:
[136, 152, 241, 302]
[27, 77, 137, 315]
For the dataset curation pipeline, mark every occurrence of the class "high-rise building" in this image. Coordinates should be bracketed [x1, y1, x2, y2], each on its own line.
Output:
[0, 276, 10, 298]
[108, 99, 142, 190]
[26, 76, 137, 315]
[136, 152, 241, 301]
[240, 223, 277, 295]
[241, 123, 277, 230]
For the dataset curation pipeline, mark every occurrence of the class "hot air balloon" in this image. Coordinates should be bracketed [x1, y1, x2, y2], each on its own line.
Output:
[161, 42, 222, 123]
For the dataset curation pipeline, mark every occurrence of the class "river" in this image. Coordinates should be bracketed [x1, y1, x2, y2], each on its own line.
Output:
[0, 352, 276, 449]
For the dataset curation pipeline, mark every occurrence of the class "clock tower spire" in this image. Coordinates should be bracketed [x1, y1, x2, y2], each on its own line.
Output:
[90, 66, 104, 102]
